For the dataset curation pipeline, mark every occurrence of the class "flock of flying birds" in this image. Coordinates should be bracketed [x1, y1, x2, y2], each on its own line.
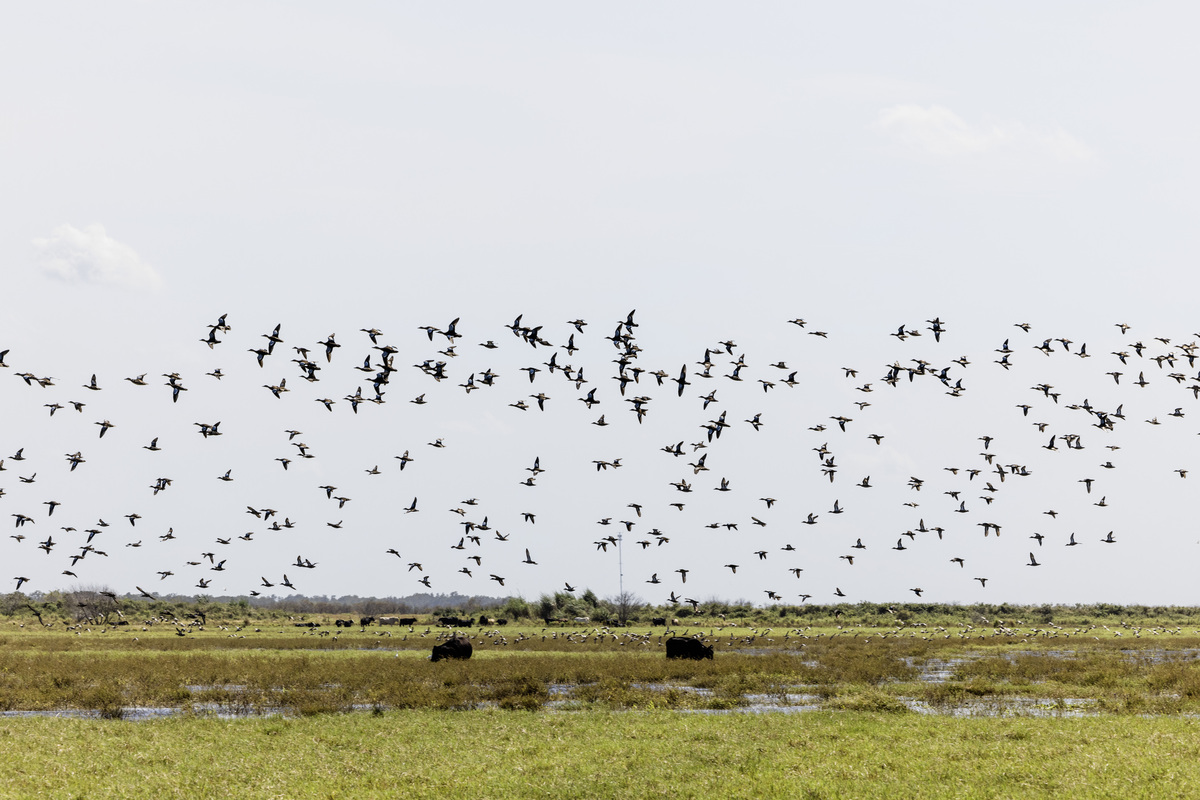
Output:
[1, 310, 1198, 605]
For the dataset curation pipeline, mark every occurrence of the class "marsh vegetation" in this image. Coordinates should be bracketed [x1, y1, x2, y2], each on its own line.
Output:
[7, 602, 1200, 797]
[5, 600, 1200, 719]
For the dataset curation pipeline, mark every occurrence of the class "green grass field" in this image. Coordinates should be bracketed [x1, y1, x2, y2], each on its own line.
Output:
[3, 712, 1200, 799]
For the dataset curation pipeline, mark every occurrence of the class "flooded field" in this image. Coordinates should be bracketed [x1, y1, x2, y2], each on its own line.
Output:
[6, 613, 1200, 725]
[7, 643, 1200, 720]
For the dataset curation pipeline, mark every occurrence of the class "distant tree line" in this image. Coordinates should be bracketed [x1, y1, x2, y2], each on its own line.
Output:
[6, 588, 1200, 628]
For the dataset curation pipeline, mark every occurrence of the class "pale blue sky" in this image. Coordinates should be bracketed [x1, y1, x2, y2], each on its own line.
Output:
[3, 3, 1199, 605]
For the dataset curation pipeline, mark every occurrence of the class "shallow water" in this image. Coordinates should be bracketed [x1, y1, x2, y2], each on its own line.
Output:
[904, 696, 1099, 718]
[13, 646, 1200, 720]
[0, 705, 261, 721]
[909, 656, 977, 684]
[0, 693, 1114, 720]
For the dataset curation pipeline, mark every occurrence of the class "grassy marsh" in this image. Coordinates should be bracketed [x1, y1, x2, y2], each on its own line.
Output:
[6, 610, 1200, 797]
[3, 616, 1200, 716]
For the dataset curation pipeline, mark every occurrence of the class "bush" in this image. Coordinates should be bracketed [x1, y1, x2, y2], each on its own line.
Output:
[502, 597, 531, 620]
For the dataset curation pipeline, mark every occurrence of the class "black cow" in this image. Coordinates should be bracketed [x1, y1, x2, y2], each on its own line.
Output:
[666, 636, 714, 660]
[650, 617, 667, 626]
[431, 637, 473, 662]
[397, 617, 417, 627]
[359, 616, 376, 627]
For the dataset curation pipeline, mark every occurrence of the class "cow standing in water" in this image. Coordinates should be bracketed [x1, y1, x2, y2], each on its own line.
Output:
[665, 636, 714, 660]
[431, 637, 473, 662]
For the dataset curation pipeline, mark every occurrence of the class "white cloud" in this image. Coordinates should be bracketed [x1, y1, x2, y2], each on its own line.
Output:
[32, 223, 162, 289]
[873, 104, 1095, 162]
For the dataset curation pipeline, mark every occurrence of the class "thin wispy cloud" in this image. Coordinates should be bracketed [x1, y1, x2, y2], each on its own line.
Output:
[32, 223, 162, 290]
[873, 104, 1095, 162]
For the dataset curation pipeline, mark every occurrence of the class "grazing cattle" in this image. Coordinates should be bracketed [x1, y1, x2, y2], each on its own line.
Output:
[359, 616, 376, 627]
[573, 616, 590, 624]
[334, 619, 354, 627]
[496, 619, 508, 626]
[672, 618, 681, 626]
[397, 617, 417, 627]
[666, 636, 714, 660]
[431, 637, 473, 662]
[439, 616, 472, 628]
[650, 617, 667, 626]
[378, 616, 399, 626]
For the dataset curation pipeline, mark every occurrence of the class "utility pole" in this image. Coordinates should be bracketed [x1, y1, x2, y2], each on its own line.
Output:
[617, 533, 624, 603]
